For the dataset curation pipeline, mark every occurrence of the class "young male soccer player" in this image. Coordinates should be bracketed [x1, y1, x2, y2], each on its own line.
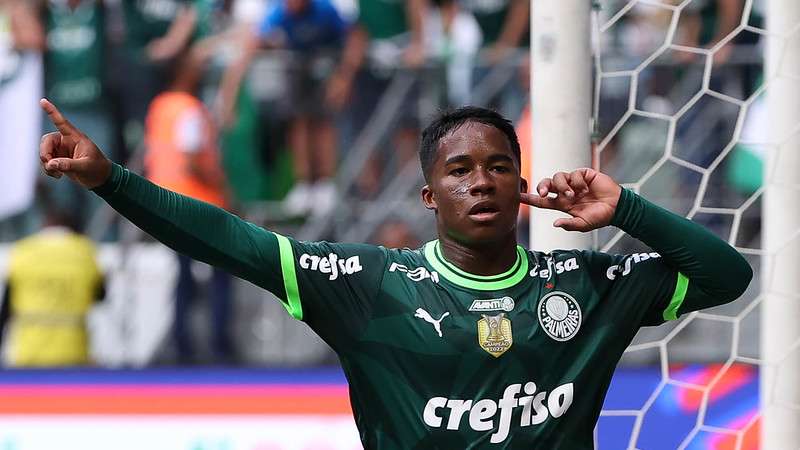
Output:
[39, 99, 751, 449]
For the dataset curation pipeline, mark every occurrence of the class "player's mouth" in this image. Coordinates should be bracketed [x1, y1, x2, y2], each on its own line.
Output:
[468, 201, 501, 222]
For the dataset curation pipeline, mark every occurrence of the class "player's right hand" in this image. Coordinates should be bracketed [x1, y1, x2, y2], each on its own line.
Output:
[39, 98, 112, 189]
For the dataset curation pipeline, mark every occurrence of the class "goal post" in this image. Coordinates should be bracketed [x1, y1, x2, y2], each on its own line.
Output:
[529, 0, 593, 252]
[762, 0, 800, 447]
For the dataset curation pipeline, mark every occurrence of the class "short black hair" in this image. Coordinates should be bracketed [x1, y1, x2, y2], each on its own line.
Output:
[419, 106, 521, 182]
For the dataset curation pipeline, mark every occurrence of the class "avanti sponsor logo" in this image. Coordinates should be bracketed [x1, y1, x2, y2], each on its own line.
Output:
[389, 263, 439, 283]
[469, 296, 515, 312]
[529, 257, 579, 279]
[606, 252, 661, 280]
[299, 253, 363, 280]
[422, 381, 574, 443]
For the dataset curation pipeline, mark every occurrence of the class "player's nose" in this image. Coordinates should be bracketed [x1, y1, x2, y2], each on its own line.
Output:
[469, 167, 496, 196]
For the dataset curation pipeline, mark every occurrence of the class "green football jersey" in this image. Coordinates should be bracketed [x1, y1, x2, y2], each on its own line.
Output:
[122, 0, 187, 53]
[44, 0, 105, 108]
[274, 236, 681, 448]
[461, 0, 510, 46]
[357, 0, 409, 40]
[95, 164, 750, 450]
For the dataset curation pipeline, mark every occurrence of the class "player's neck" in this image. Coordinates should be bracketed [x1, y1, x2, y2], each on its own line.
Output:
[438, 234, 519, 277]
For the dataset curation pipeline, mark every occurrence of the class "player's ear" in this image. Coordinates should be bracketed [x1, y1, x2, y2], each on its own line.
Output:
[520, 177, 528, 194]
[421, 185, 437, 211]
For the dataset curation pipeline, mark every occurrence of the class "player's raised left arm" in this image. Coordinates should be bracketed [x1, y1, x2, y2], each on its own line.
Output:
[523, 168, 753, 313]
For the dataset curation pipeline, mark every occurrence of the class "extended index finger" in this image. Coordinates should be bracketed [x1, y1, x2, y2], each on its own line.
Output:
[40, 98, 79, 136]
[520, 192, 559, 211]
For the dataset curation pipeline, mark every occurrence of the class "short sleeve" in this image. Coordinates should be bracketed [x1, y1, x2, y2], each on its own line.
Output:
[272, 235, 389, 347]
[580, 250, 684, 327]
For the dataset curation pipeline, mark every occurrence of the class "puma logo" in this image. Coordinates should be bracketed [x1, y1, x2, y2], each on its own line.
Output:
[415, 308, 450, 338]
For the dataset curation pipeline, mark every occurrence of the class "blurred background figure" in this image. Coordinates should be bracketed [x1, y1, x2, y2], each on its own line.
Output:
[371, 218, 421, 249]
[144, 50, 234, 365]
[1, 208, 105, 367]
[424, 0, 482, 106]
[0, 0, 43, 240]
[41, 0, 113, 230]
[107, 0, 202, 161]
[326, 0, 426, 199]
[186, 0, 274, 205]
[219, 0, 347, 218]
[462, 0, 529, 118]
[677, 0, 743, 65]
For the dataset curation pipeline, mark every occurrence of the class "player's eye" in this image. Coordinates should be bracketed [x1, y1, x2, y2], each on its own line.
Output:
[491, 165, 510, 173]
[450, 167, 469, 176]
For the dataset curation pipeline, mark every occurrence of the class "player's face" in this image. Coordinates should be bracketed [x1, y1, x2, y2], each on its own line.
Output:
[422, 121, 527, 245]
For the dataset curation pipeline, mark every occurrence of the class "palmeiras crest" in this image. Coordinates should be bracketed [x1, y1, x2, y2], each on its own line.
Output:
[477, 313, 513, 357]
[537, 291, 582, 342]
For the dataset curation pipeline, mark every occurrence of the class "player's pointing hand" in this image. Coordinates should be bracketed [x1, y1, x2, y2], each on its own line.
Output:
[521, 168, 622, 232]
[39, 99, 112, 189]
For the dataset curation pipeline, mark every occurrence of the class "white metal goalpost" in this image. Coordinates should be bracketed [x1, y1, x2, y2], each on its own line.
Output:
[762, 0, 800, 447]
[529, 0, 592, 253]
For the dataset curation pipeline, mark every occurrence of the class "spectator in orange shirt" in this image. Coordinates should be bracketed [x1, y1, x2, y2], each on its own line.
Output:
[144, 50, 234, 364]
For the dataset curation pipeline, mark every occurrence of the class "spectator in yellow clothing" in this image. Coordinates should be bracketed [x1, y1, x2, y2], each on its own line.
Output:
[0, 209, 104, 366]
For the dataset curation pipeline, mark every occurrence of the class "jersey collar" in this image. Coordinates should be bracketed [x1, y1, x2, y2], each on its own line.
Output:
[423, 240, 529, 291]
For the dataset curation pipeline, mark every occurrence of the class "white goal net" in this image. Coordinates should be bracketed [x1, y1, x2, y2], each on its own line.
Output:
[590, 0, 800, 448]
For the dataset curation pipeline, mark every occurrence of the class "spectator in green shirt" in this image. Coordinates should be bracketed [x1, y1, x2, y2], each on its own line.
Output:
[325, 0, 427, 198]
[461, 0, 529, 118]
[106, 0, 200, 160]
[40, 0, 113, 229]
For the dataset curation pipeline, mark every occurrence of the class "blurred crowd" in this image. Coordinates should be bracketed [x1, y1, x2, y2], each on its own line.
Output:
[0, 0, 534, 241]
[0, 0, 768, 366]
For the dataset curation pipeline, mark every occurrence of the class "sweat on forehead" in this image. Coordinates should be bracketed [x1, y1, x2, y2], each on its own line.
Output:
[419, 107, 521, 182]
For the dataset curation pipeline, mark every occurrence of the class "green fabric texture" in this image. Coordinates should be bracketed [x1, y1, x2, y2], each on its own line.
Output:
[727, 144, 763, 195]
[122, 0, 183, 51]
[274, 233, 303, 320]
[663, 273, 689, 321]
[219, 84, 270, 201]
[472, 5, 508, 45]
[611, 188, 752, 319]
[357, 0, 408, 40]
[91, 170, 752, 448]
[191, 0, 215, 40]
[44, 0, 105, 109]
[424, 240, 528, 290]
